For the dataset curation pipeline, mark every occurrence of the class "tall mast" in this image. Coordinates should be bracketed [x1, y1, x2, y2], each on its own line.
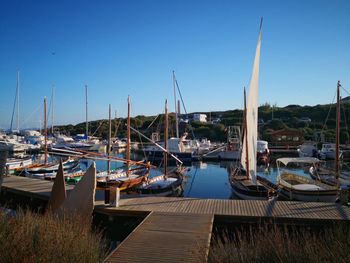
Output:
[164, 99, 168, 177]
[17, 71, 20, 131]
[44, 97, 48, 165]
[244, 87, 249, 179]
[173, 71, 179, 138]
[107, 104, 111, 174]
[126, 96, 131, 176]
[51, 85, 55, 134]
[335, 81, 341, 181]
[85, 85, 88, 139]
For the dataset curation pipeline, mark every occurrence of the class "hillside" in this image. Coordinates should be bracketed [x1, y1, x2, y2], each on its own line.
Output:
[54, 102, 350, 144]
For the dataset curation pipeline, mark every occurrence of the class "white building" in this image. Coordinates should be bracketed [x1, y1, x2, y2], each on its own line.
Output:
[193, 114, 207, 123]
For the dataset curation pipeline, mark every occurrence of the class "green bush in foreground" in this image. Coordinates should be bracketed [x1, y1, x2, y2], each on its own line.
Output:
[0, 209, 109, 263]
[209, 224, 350, 263]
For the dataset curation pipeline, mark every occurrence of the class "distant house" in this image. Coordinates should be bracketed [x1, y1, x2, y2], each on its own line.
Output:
[268, 128, 304, 147]
[193, 114, 207, 123]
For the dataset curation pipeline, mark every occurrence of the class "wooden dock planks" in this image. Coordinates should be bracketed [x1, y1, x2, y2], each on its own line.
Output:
[105, 212, 214, 263]
[1, 175, 74, 200]
[95, 197, 350, 222]
[2, 176, 350, 222]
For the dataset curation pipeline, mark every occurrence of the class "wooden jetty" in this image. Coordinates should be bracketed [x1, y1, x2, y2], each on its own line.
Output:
[94, 196, 350, 224]
[104, 212, 213, 263]
[2, 175, 350, 262]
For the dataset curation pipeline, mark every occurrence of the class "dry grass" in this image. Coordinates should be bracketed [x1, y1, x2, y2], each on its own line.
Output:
[0, 209, 109, 263]
[208, 224, 350, 263]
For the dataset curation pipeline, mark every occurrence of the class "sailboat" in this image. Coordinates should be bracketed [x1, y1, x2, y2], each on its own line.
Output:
[277, 157, 338, 202]
[136, 100, 185, 196]
[308, 82, 349, 185]
[96, 97, 150, 190]
[15, 97, 78, 177]
[229, 19, 274, 200]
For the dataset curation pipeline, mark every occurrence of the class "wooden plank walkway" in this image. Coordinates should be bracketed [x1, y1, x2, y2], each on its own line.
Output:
[1, 175, 74, 200]
[2, 175, 350, 222]
[95, 196, 350, 222]
[105, 212, 213, 263]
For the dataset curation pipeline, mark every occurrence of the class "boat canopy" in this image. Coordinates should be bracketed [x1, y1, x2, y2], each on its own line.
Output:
[277, 157, 320, 166]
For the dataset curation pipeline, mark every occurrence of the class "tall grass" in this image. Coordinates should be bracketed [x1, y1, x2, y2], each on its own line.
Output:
[0, 209, 109, 263]
[209, 223, 350, 263]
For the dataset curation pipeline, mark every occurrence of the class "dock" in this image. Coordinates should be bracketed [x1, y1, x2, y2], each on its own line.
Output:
[2, 175, 350, 262]
[104, 212, 213, 263]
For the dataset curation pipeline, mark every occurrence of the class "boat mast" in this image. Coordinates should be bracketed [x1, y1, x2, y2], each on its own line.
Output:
[85, 85, 88, 139]
[17, 71, 20, 131]
[107, 104, 111, 174]
[126, 96, 131, 176]
[335, 81, 341, 181]
[244, 87, 249, 179]
[44, 97, 48, 165]
[51, 85, 55, 134]
[173, 71, 179, 138]
[164, 99, 168, 177]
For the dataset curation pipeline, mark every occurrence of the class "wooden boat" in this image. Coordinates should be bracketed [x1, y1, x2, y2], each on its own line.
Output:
[277, 157, 338, 202]
[96, 99, 149, 190]
[96, 167, 149, 190]
[309, 81, 349, 188]
[136, 100, 185, 196]
[23, 159, 80, 178]
[229, 19, 274, 200]
[309, 165, 350, 187]
[137, 167, 185, 196]
[6, 156, 33, 171]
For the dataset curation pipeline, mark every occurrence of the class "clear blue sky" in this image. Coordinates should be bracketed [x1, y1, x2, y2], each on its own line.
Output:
[0, 0, 349, 129]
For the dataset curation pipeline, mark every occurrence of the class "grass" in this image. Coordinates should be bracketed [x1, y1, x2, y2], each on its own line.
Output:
[0, 209, 109, 263]
[208, 223, 350, 263]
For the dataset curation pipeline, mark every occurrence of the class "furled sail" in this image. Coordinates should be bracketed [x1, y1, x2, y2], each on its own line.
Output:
[240, 20, 262, 184]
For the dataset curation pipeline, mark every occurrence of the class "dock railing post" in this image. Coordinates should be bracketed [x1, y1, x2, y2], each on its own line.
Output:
[340, 186, 349, 205]
[110, 187, 120, 207]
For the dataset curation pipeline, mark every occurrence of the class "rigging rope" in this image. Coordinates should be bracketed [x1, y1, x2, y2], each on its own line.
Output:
[320, 91, 336, 142]
[20, 104, 43, 129]
[9, 87, 17, 130]
[174, 79, 196, 140]
[91, 120, 105, 137]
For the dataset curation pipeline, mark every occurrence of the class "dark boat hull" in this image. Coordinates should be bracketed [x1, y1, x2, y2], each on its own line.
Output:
[229, 168, 271, 200]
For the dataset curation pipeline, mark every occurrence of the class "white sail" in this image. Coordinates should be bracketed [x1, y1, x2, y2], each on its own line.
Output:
[240, 21, 262, 184]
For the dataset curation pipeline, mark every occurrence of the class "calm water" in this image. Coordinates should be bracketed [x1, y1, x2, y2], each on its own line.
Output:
[7, 150, 344, 200]
[79, 150, 284, 200]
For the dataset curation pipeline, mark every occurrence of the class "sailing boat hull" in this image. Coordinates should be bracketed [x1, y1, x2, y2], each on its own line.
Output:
[137, 174, 183, 196]
[278, 172, 338, 202]
[229, 170, 271, 200]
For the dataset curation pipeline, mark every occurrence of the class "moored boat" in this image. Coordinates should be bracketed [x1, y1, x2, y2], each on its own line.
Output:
[277, 157, 338, 202]
[229, 19, 274, 200]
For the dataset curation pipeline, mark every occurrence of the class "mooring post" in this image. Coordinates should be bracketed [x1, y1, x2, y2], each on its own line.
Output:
[104, 189, 110, 204]
[109, 187, 120, 207]
[340, 186, 349, 205]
